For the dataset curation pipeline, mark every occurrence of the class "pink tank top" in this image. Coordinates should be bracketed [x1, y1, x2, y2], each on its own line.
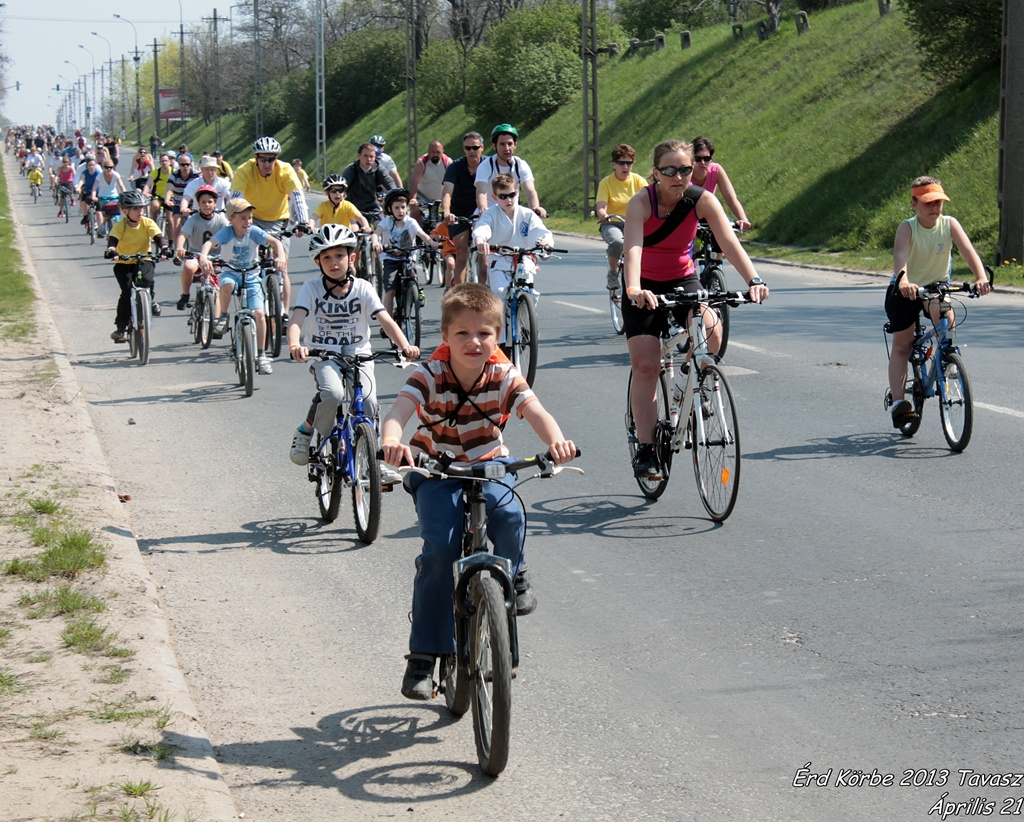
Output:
[641, 184, 698, 282]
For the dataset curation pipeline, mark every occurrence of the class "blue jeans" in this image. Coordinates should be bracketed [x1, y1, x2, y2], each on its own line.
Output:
[405, 457, 525, 655]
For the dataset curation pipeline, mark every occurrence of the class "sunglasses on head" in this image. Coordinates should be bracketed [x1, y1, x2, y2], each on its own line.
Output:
[496, 191, 517, 200]
[656, 165, 693, 177]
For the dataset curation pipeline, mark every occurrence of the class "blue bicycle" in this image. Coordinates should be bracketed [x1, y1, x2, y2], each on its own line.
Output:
[884, 276, 989, 452]
[306, 348, 398, 543]
[487, 244, 566, 387]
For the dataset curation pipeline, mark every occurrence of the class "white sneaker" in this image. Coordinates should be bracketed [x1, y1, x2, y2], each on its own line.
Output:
[290, 428, 312, 466]
[257, 355, 273, 375]
[380, 462, 402, 485]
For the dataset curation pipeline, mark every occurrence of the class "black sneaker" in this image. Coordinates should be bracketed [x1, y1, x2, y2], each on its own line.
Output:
[151, 301, 162, 317]
[176, 293, 190, 311]
[891, 399, 914, 428]
[401, 654, 436, 701]
[109, 328, 127, 344]
[514, 568, 537, 616]
[632, 443, 659, 478]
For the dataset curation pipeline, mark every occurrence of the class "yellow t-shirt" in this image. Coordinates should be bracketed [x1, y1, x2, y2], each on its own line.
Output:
[315, 199, 364, 227]
[232, 159, 303, 221]
[596, 172, 648, 217]
[149, 167, 171, 198]
[110, 217, 162, 256]
[27, 168, 43, 185]
[217, 160, 233, 179]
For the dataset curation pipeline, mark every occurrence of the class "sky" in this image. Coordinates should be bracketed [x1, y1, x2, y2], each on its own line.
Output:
[1, 1, 236, 127]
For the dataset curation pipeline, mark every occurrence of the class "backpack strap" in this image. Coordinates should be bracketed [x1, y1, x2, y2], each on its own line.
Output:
[643, 184, 704, 248]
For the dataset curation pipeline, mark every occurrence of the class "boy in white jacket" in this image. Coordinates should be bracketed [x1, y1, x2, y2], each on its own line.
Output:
[472, 173, 551, 298]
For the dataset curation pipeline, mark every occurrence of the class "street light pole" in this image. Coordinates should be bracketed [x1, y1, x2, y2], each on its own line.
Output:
[78, 45, 96, 135]
[114, 13, 142, 145]
[178, 0, 187, 142]
[92, 32, 113, 133]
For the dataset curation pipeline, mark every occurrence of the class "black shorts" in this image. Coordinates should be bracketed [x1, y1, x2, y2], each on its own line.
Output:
[884, 280, 924, 333]
[622, 274, 701, 339]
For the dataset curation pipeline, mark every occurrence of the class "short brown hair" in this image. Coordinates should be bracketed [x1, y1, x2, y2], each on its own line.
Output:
[611, 143, 635, 163]
[441, 283, 503, 334]
[491, 173, 515, 193]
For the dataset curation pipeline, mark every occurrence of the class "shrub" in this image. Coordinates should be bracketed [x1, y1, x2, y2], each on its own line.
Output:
[417, 40, 468, 119]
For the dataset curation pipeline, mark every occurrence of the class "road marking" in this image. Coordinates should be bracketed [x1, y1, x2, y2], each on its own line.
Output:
[976, 402, 1024, 419]
[552, 300, 603, 314]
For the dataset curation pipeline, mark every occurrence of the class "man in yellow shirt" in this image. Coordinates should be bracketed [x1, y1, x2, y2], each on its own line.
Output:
[230, 136, 313, 320]
[212, 149, 233, 181]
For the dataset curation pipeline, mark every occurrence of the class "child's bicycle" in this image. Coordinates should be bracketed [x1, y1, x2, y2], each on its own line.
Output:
[883, 273, 991, 452]
[625, 286, 759, 521]
[56, 183, 73, 222]
[381, 245, 422, 347]
[403, 449, 582, 777]
[692, 221, 739, 360]
[257, 228, 295, 359]
[213, 261, 264, 397]
[182, 254, 218, 349]
[487, 243, 567, 387]
[84, 197, 98, 245]
[415, 200, 444, 286]
[29, 178, 41, 203]
[355, 229, 385, 297]
[603, 216, 627, 335]
[115, 253, 162, 366]
[305, 348, 403, 543]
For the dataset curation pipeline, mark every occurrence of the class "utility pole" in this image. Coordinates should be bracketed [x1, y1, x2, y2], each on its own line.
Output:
[314, 0, 327, 183]
[152, 40, 163, 141]
[581, 0, 600, 218]
[253, 0, 263, 137]
[405, 0, 418, 176]
[997, 0, 1023, 266]
[204, 9, 225, 149]
[180, 23, 188, 142]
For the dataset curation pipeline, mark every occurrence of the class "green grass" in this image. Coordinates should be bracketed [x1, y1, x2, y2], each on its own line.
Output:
[88, 696, 154, 723]
[61, 617, 134, 658]
[0, 155, 37, 338]
[0, 667, 21, 697]
[5, 528, 106, 581]
[19, 585, 106, 619]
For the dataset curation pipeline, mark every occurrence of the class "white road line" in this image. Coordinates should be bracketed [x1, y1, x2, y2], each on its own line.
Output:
[976, 402, 1024, 419]
[553, 300, 603, 314]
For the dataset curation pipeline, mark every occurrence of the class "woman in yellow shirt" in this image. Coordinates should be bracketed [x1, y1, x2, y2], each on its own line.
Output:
[595, 144, 648, 289]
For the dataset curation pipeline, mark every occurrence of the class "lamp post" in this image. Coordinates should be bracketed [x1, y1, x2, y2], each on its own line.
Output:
[177, 0, 187, 142]
[58, 74, 75, 127]
[63, 62, 86, 130]
[92, 32, 113, 132]
[78, 45, 96, 135]
[113, 13, 142, 144]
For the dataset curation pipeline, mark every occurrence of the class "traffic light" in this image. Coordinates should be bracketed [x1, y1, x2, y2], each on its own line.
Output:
[55, 84, 60, 92]
[15, 82, 19, 91]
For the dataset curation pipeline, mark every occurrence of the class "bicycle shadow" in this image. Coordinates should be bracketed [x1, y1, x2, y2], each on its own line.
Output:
[211, 704, 493, 802]
[743, 431, 959, 461]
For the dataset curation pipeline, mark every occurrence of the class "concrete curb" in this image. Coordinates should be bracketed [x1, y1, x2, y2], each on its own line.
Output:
[3, 160, 239, 821]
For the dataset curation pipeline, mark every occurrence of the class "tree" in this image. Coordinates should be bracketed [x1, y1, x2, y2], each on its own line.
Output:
[901, 0, 1002, 79]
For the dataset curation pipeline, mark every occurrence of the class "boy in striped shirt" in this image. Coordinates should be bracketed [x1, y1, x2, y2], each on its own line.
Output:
[381, 283, 576, 700]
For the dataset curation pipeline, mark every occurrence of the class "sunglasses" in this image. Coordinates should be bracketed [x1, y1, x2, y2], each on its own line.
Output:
[656, 165, 693, 177]
[256, 155, 277, 163]
[103, 165, 114, 169]
[178, 163, 191, 167]
[694, 155, 713, 163]
[496, 191, 517, 201]
[464, 145, 483, 151]
[326, 187, 345, 194]
[614, 159, 634, 166]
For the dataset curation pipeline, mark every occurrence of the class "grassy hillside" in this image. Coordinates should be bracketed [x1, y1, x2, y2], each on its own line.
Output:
[152, 0, 1005, 280]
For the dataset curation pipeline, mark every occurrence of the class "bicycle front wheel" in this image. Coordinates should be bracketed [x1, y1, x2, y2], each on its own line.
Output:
[469, 575, 512, 777]
[88, 212, 95, 245]
[134, 290, 151, 366]
[351, 422, 382, 543]
[240, 323, 255, 397]
[442, 651, 471, 717]
[625, 369, 672, 500]
[691, 364, 740, 521]
[199, 293, 214, 349]
[400, 281, 421, 347]
[265, 272, 283, 359]
[513, 292, 538, 386]
[609, 288, 625, 335]
[315, 433, 343, 522]
[939, 351, 973, 452]
[703, 266, 730, 361]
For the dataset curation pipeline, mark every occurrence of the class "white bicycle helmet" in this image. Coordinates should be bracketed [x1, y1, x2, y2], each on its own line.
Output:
[252, 136, 281, 155]
[369, 134, 386, 147]
[323, 174, 347, 190]
[308, 224, 358, 260]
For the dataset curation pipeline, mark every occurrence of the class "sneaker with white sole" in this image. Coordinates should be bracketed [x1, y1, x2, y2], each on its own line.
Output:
[290, 428, 312, 465]
[257, 355, 273, 375]
[380, 462, 402, 485]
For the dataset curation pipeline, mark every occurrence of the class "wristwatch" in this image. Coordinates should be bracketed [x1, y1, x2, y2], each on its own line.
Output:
[748, 277, 765, 286]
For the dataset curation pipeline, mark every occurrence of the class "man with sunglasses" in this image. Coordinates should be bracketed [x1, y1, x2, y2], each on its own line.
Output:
[164, 153, 201, 246]
[441, 131, 486, 286]
[231, 136, 314, 322]
[596, 143, 648, 290]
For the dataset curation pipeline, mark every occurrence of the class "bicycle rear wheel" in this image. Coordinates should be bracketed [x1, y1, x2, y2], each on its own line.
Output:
[134, 289, 151, 366]
[351, 422, 382, 543]
[609, 288, 625, 335]
[938, 351, 973, 452]
[265, 272, 283, 359]
[315, 433, 343, 522]
[898, 362, 925, 437]
[703, 266, 730, 361]
[199, 292, 214, 349]
[512, 292, 538, 387]
[469, 575, 512, 777]
[240, 323, 255, 397]
[400, 280, 421, 347]
[88, 211, 95, 245]
[625, 369, 672, 500]
[691, 364, 740, 521]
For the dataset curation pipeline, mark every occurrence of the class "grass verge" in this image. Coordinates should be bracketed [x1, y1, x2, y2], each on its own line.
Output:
[0, 154, 36, 339]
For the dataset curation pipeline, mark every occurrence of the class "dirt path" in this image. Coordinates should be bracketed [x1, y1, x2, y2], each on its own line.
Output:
[0, 163, 238, 822]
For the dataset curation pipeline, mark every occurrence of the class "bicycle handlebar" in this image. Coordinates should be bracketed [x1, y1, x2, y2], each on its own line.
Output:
[656, 287, 756, 308]
[916, 281, 985, 300]
[307, 348, 411, 367]
[487, 244, 568, 256]
[401, 449, 583, 481]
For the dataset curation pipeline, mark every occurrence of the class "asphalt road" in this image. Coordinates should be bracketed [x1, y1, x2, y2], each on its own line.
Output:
[11, 157, 1024, 821]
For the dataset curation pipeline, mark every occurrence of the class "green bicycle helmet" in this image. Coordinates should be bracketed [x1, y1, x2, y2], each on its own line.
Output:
[490, 123, 519, 143]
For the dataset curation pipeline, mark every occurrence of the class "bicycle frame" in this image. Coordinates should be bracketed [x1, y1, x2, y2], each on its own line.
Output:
[310, 352, 379, 488]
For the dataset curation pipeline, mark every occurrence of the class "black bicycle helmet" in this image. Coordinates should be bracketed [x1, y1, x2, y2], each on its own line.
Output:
[323, 174, 347, 191]
[119, 189, 148, 208]
[383, 188, 410, 214]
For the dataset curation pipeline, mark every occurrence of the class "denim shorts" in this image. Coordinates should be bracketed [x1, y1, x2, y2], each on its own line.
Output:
[220, 270, 265, 310]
